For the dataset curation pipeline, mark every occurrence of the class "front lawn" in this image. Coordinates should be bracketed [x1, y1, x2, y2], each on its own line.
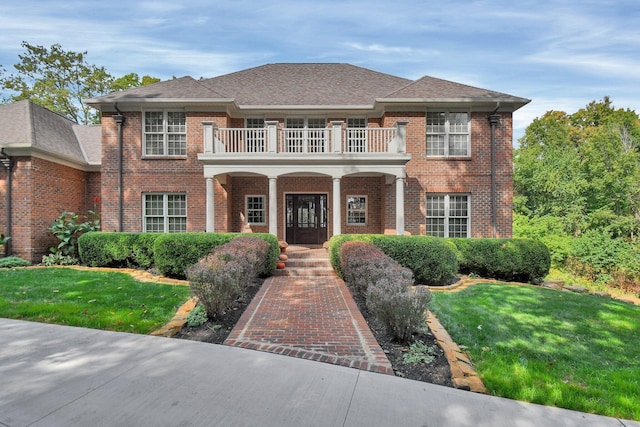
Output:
[0, 268, 191, 334]
[430, 283, 640, 420]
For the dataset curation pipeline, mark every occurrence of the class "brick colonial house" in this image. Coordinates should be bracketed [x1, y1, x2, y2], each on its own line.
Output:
[1, 63, 529, 261]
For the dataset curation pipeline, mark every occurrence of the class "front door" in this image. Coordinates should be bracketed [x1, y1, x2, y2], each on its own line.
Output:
[286, 194, 328, 245]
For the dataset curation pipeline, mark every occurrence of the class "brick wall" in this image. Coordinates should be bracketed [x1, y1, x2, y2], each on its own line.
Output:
[0, 156, 99, 262]
[383, 111, 513, 237]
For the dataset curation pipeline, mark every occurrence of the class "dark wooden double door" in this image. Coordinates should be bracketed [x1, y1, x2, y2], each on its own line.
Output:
[285, 194, 328, 245]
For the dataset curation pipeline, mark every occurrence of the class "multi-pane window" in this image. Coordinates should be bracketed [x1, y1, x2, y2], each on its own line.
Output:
[245, 118, 265, 152]
[426, 112, 470, 157]
[346, 196, 367, 225]
[346, 118, 367, 152]
[284, 118, 326, 153]
[143, 194, 187, 232]
[425, 194, 469, 237]
[144, 111, 187, 156]
[246, 195, 266, 225]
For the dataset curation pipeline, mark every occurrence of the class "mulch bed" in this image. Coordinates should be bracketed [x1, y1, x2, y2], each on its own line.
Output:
[173, 278, 453, 388]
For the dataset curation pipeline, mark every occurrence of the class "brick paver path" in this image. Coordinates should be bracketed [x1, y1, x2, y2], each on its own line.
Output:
[224, 248, 394, 375]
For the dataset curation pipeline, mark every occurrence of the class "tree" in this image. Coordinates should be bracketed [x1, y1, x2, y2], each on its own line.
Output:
[111, 73, 160, 92]
[0, 42, 159, 124]
[514, 98, 640, 239]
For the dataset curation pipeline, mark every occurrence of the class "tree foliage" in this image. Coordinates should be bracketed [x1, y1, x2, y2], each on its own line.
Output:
[514, 98, 640, 293]
[0, 42, 158, 124]
[514, 97, 640, 239]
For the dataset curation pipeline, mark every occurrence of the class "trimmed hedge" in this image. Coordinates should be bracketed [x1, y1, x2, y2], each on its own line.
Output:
[78, 232, 159, 268]
[78, 231, 279, 279]
[367, 235, 458, 285]
[329, 234, 458, 285]
[450, 238, 550, 283]
[154, 232, 279, 278]
[330, 234, 550, 284]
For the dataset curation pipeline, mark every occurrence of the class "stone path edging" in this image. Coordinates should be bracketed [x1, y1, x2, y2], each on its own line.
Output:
[426, 310, 487, 394]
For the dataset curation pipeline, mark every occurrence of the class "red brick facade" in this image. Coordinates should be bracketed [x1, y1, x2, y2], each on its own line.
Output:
[97, 110, 514, 243]
[0, 157, 100, 262]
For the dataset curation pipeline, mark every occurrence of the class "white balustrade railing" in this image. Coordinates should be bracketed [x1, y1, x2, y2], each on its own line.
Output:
[206, 124, 405, 155]
[343, 127, 395, 153]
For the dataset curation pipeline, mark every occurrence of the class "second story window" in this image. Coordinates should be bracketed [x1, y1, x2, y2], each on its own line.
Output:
[346, 118, 367, 152]
[246, 118, 265, 152]
[426, 112, 470, 157]
[144, 111, 187, 156]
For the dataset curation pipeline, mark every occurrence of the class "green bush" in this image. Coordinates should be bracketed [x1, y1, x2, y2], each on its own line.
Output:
[0, 256, 31, 268]
[78, 232, 160, 268]
[155, 232, 278, 279]
[327, 234, 358, 277]
[450, 238, 550, 283]
[186, 304, 208, 327]
[368, 235, 458, 285]
[329, 234, 458, 285]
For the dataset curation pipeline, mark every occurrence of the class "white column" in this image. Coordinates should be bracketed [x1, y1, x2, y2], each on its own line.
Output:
[332, 177, 341, 236]
[206, 177, 215, 232]
[395, 176, 405, 235]
[268, 177, 278, 236]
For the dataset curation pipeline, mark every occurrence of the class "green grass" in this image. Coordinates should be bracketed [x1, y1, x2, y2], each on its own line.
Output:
[0, 268, 191, 334]
[430, 283, 640, 420]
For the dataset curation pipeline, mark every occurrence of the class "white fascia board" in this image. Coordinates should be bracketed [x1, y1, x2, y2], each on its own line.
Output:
[1, 145, 96, 171]
[376, 98, 531, 112]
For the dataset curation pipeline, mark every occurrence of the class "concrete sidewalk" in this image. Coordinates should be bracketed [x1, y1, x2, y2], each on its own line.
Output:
[1, 319, 637, 427]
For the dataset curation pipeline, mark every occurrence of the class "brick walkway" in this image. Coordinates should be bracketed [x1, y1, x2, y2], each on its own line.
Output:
[224, 248, 394, 375]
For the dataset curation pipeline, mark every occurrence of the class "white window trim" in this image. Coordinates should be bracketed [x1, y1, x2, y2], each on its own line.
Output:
[426, 110, 471, 157]
[245, 195, 267, 226]
[346, 195, 368, 226]
[142, 193, 187, 233]
[142, 110, 187, 157]
[425, 193, 471, 238]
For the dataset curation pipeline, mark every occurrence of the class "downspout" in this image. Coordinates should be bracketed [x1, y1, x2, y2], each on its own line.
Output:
[113, 104, 125, 232]
[488, 103, 501, 238]
[0, 149, 12, 256]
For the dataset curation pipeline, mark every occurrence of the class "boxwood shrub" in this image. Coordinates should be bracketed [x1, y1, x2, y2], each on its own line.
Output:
[154, 232, 278, 278]
[78, 232, 159, 268]
[329, 234, 458, 285]
[367, 235, 458, 285]
[450, 238, 550, 283]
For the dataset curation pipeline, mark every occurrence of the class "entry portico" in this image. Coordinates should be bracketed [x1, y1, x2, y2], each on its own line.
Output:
[199, 120, 410, 243]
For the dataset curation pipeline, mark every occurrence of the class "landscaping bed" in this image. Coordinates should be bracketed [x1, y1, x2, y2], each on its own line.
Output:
[173, 278, 454, 388]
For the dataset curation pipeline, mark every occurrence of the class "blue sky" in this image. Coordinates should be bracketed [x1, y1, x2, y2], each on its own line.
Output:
[0, 0, 638, 144]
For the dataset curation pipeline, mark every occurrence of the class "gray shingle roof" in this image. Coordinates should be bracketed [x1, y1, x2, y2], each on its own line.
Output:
[384, 75, 529, 103]
[200, 63, 413, 106]
[0, 100, 100, 167]
[84, 63, 529, 110]
[86, 76, 227, 104]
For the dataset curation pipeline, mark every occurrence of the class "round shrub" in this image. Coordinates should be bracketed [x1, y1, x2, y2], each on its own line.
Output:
[369, 235, 458, 285]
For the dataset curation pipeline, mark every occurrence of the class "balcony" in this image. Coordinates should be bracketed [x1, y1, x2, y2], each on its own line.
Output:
[200, 121, 407, 155]
[198, 120, 410, 179]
